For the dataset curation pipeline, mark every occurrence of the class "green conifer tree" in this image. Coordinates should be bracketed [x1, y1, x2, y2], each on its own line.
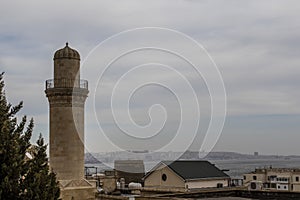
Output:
[21, 134, 60, 200]
[0, 72, 32, 200]
[0, 73, 60, 200]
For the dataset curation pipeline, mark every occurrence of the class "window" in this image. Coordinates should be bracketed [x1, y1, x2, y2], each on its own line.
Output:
[284, 186, 287, 189]
[296, 177, 299, 182]
[250, 182, 257, 190]
[162, 174, 167, 181]
[278, 185, 280, 189]
[253, 175, 257, 180]
[244, 176, 246, 180]
[269, 175, 277, 182]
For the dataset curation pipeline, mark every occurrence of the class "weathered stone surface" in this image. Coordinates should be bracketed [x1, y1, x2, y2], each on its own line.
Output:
[45, 44, 95, 199]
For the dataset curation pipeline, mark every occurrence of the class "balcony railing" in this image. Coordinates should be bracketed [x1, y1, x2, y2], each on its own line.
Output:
[45, 79, 88, 90]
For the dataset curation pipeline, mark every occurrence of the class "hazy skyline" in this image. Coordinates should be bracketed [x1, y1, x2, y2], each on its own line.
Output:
[1, 0, 300, 155]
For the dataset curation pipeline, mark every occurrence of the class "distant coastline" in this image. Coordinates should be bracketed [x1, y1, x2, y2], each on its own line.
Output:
[85, 151, 300, 178]
[85, 151, 300, 164]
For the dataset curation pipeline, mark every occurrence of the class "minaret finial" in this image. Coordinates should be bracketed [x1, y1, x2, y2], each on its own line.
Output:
[66, 42, 68, 47]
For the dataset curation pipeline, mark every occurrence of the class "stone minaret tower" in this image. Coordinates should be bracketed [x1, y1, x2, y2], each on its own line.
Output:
[45, 43, 88, 181]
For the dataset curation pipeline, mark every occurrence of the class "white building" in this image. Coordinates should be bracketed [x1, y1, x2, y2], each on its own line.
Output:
[144, 160, 230, 190]
[244, 167, 300, 192]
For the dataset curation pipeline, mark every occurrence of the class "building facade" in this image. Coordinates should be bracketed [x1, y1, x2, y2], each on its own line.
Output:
[244, 167, 300, 192]
[144, 160, 230, 190]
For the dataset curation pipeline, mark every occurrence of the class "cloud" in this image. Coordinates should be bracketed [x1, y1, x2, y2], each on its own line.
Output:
[1, 0, 300, 154]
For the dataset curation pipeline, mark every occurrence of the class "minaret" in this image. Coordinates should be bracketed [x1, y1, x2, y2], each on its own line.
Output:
[45, 43, 88, 180]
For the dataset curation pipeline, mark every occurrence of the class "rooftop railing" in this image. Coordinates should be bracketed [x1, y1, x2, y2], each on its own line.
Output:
[45, 79, 88, 90]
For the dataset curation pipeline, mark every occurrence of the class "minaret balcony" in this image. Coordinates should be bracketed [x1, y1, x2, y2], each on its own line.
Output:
[45, 79, 88, 90]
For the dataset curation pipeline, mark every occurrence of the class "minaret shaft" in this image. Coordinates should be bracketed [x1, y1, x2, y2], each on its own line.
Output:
[45, 44, 88, 181]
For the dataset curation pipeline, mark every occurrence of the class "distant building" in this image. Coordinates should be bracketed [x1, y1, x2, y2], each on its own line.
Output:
[244, 167, 300, 192]
[143, 160, 230, 189]
[114, 160, 145, 184]
[254, 152, 259, 156]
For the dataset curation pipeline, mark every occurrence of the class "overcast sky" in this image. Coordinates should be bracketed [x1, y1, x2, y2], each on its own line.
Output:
[1, 0, 300, 155]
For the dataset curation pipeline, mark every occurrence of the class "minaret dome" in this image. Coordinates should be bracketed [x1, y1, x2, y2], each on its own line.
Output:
[54, 42, 80, 60]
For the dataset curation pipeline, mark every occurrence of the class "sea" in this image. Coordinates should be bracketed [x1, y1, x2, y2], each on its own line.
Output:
[85, 157, 300, 178]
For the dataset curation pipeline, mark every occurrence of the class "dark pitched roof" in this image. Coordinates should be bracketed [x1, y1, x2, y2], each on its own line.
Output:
[163, 160, 229, 180]
[156, 160, 229, 180]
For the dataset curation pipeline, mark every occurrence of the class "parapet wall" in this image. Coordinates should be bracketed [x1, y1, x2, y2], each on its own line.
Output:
[97, 188, 300, 200]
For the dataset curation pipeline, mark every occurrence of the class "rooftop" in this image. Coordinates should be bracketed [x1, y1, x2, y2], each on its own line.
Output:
[145, 160, 230, 181]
